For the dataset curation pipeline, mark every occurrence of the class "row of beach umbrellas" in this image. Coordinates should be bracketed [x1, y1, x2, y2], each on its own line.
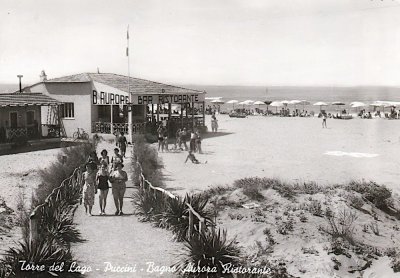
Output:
[210, 99, 400, 111]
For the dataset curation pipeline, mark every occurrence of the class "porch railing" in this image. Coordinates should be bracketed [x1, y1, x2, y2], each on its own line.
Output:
[4, 125, 61, 141]
[91, 122, 146, 135]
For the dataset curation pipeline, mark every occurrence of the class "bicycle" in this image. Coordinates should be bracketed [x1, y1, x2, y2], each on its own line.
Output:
[72, 128, 89, 140]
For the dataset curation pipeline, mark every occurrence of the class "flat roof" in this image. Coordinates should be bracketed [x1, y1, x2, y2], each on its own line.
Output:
[45, 73, 206, 95]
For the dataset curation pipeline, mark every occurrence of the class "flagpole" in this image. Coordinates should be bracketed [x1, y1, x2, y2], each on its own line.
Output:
[127, 24, 133, 143]
[127, 25, 130, 102]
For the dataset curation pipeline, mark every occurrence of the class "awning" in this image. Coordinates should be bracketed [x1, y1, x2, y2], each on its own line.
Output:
[0, 93, 61, 107]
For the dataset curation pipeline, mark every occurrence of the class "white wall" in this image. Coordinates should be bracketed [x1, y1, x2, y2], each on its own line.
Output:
[31, 82, 93, 138]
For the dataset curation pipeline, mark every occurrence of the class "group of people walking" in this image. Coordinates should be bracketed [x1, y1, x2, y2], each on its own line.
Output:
[82, 147, 128, 216]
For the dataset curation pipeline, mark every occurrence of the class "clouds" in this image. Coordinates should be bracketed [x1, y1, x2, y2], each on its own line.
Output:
[1, 0, 400, 85]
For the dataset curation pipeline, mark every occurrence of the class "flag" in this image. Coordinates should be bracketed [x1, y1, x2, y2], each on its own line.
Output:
[126, 47, 129, 57]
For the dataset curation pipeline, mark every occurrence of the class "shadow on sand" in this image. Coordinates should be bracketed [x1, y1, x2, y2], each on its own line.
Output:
[202, 131, 234, 139]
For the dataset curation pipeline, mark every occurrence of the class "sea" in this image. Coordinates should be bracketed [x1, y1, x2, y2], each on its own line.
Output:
[184, 85, 400, 113]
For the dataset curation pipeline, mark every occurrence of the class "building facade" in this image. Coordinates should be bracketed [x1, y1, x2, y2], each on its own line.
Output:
[21, 72, 206, 141]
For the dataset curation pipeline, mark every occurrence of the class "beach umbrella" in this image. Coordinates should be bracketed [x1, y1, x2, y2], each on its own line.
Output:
[281, 100, 290, 106]
[332, 102, 346, 116]
[253, 100, 265, 105]
[243, 100, 254, 105]
[350, 102, 366, 108]
[205, 97, 222, 100]
[289, 100, 302, 111]
[253, 101, 266, 113]
[264, 100, 272, 112]
[313, 101, 328, 111]
[227, 99, 239, 109]
[211, 99, 225, 105]
[270, 101, 283, 112]
[299, 100, 310, 111]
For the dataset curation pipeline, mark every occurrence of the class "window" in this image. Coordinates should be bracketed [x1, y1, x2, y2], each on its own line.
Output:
[60, 103, 75, 118]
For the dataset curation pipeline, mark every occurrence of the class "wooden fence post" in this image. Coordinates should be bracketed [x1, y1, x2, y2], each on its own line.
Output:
[29, 212, 39, 247]
[188, 210, 194, 240]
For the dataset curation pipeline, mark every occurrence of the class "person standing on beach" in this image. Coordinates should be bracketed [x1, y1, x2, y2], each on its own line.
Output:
[82, 162, 97, 216]
[175, 128, 182, 150]
[118, 132, 128, 157]
[195, 131, 202, 154]
[109, 162, 128, 215]
[181, 127, 188, 150]
[96, 163, 109, 215]
[322, 113, 327, 128]
[189, 130, 197, 152]
[211, 115, 218, 132]
[157, 124, 164, 152]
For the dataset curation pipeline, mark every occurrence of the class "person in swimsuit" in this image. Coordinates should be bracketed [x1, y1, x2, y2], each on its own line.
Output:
[96, 163, 109, 215]
[322, 113, 327, 128]
[157, 125, 164, 152]
[195, 131, 202, 154]
[109, 162, 128, 215]
[111, 148, 124, 171]
[82, 162, 97, 216]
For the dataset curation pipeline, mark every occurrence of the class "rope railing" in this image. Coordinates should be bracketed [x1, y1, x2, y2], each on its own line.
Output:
[29, 166, 84, 246]
[136, 161, 208, 239]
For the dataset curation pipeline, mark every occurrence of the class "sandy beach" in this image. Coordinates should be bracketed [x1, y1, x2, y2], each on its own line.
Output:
[160, 114, 400, 196]
[158, 114, 400, 277]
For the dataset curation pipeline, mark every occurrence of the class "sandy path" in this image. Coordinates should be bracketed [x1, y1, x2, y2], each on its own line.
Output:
[72, 144, 182, 278]
[160, 115, 400, 196]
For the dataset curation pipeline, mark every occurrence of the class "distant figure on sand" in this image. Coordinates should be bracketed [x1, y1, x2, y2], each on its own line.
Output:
[322, 113, 327, 128]
[83, 162, 98, 216]
[185, 150, 200, 164]
[118, 132, 128, 157]
[211, 115, 218, 132]
[157, 125, 165, 152]
[109, 162, 128, 215]
[96, 163, 109, 215]
[181, 127, 188, 150]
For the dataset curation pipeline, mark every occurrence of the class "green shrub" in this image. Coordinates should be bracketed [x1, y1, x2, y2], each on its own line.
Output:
[320, 208, 358, 244]
[346, 181, 392, 209]
[132, 135, 164, 188]
[297, 181, 323, 194]
[391, 254, 400, 272]
[347, 194, 364, 210]
[307, 200, 323, 217]
[35, 143, 94, 206]
[40, 200, 83, 248]
[2, 237, 81, 278]
[133, 186, 162, 222]
[173, 229, 241, 278]
[158, 196, 188, 241]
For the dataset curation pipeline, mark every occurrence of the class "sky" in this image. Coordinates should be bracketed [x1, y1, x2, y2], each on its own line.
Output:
[1, 0, 400, 86]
